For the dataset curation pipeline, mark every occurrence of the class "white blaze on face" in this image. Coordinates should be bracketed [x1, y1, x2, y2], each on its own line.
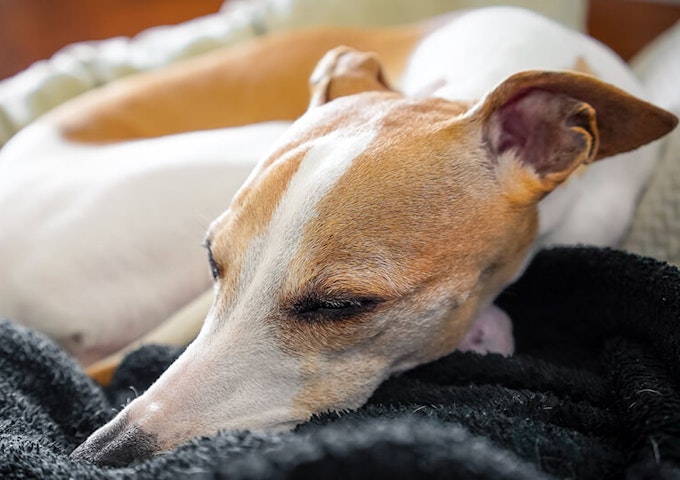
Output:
[122, 126, 378, 446]
[232, 126, 378, 319]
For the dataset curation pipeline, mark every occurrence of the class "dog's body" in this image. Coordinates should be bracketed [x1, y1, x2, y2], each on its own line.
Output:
[0, 7, 675, 465]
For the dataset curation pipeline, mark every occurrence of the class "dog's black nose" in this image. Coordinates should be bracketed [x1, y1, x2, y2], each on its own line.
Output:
[71, 414, 157, 467]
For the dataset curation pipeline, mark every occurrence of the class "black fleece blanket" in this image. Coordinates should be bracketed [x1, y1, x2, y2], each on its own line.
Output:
[1, 247, 680, 479]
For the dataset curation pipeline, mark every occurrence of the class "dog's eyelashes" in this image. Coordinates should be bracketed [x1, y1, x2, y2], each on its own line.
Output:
[202, 241, 222, 281]
[208, 251, 221, 281]
[292, 296, 380, 321]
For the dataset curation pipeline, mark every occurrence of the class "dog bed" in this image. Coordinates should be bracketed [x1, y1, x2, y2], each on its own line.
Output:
[1, 246, 679, 479]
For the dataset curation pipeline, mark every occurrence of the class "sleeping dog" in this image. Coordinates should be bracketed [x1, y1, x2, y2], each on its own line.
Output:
[0, 7, 675, 465]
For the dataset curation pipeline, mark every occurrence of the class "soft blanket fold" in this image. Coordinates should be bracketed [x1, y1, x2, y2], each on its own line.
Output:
[1, 246, 679, 479]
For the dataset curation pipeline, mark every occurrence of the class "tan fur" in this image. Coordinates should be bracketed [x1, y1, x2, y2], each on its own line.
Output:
[208, 148, 308, 302]
[83, 53, 612, 386]
[64, 12, 680, 462]
[564, 57, 597, 179]
[309, 47, 393, 107]
[573, 56, 596, 76]
[82, 38, 677, 392]
[477, 70, 677, 161]
[48, 25, 430, 144]
[252, 51, 675, 413]
[270, 92, 538, 411]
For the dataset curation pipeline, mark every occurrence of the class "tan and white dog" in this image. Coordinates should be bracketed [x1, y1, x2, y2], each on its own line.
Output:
[0, 7, 675, 466]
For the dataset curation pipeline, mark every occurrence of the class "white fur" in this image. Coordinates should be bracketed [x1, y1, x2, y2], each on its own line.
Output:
[0, 6, 659, 385]
[112, 124, 377, 442]
[235, 126, 376, 304]
[0, 120, 290, 362]
[49, 6, 669, 461]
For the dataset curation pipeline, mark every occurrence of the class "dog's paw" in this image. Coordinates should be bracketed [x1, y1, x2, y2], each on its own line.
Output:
[457, 304, 514, 356]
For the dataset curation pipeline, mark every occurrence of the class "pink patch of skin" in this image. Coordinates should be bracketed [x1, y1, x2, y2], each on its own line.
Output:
[457, 304, 515, 356]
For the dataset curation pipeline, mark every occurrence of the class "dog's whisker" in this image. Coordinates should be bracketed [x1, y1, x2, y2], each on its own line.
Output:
[128, 386, 140, 401]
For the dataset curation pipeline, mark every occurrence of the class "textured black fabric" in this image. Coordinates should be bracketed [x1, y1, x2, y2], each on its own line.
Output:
[1, 247, 679, 479]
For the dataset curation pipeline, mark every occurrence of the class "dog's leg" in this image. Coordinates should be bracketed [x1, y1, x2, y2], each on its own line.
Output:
[48, 24, 427, 145]
[86, 289, 213, 385]
[0, 25, 426, 368]
[0, 120, 289, 366]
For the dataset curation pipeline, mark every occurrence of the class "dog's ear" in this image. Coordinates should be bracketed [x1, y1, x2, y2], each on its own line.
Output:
[309, 47, 393, 107]
[473, 70, 678, 200]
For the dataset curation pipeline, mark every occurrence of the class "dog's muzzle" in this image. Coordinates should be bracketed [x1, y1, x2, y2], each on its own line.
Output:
[70, 413, 157, 467]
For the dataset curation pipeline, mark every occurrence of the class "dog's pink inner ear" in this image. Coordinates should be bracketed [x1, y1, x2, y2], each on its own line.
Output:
[477, 70, 677, 201]
[485, 89, 598, 177]
[309, 46, 392, 107]
[480, 71, 677, 164]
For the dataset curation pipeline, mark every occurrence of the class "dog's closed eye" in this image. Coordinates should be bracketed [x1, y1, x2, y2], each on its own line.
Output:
[291, 295, 381, 322]
[202, 240, 222, 281]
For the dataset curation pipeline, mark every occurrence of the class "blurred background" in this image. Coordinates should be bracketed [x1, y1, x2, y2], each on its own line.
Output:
[1, 0, 679, 80]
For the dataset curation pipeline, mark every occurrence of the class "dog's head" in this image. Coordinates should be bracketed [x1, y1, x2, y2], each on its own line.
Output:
[72, 47, 677, 465]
